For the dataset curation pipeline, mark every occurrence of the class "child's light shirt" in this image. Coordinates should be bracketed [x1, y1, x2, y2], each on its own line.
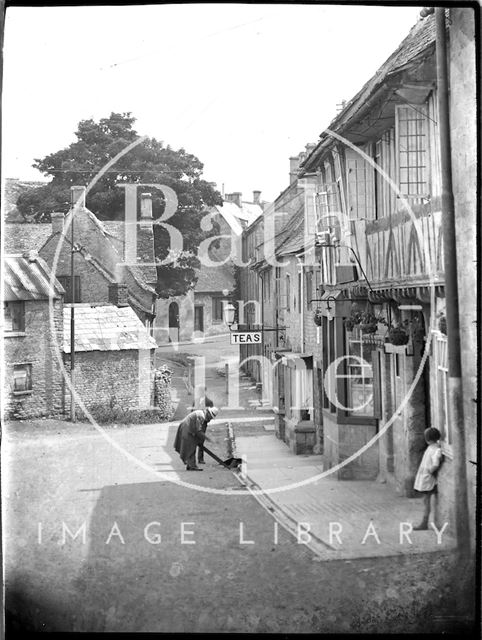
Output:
[414, 443, 442, 491]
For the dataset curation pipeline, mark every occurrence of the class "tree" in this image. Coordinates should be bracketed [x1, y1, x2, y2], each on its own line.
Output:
[17, 112, 223, 297]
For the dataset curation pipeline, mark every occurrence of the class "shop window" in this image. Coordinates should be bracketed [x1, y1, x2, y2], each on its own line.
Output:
[13, 363, 32, 393]
[4, 301, 25, 333]
[322, 317, 336, 413]
[344, 330, 376, 417]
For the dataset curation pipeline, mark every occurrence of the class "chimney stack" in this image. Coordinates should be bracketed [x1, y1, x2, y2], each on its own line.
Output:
[71, 185, 86, 209]
[51, 212, 64, 235]
[289, 156, 300, 184]
[253, 190, 261, 205]
[108, 283, 129, 307]
[232, 192, 242, 208]
[140, 192, 153, 225]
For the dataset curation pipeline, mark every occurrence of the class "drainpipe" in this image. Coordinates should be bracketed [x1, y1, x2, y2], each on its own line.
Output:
[435, 7, 470, 556]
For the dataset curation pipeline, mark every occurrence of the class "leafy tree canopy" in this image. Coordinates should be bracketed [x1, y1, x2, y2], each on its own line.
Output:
[16, 112, 223, 297]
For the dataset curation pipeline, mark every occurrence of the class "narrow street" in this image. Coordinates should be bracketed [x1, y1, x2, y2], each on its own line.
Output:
[4, 335, 474, 634]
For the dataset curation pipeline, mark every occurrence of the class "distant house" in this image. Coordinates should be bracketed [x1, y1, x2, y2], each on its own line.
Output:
[3, 252, 65, 419]
[153, 191, 264, 343]
[62, 303, 158, 413]
[4, 187, 158, 327]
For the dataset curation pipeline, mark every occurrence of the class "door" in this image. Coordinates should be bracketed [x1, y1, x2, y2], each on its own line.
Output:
[194, 305, 204, 333]
[168, 302, 180, 342]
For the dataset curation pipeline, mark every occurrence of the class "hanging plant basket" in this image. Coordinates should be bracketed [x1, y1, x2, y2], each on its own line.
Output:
[438, 315, 447, 335]
[313, 309, 323, 326]
[386, 326, 410, 345]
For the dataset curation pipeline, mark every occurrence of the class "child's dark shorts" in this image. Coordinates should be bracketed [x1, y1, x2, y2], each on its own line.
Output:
[415, 486, 438, 495]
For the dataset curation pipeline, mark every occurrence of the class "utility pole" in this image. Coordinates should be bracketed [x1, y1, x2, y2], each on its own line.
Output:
[435, 7, 470, 557]
[70, 187, 76, 422]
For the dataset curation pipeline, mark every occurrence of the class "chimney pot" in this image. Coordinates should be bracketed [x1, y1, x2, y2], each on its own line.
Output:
[289, 156, 300, 184]
[71, 185, 86, 208]
[253, 190, 261, 205]
[51, 211, 64, 235]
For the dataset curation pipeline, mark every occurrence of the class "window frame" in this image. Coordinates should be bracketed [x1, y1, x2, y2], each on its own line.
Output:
[57, 275, 81, 304]
[395, 103, 430, 202]
[13, 363, 33, 394]
[212, 297, 224, 323]
[4, 301, 25, 334]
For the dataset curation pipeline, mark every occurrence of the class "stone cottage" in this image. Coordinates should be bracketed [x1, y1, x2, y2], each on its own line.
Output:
[62, 302, 158, 414]
[3, 252, 65, 419]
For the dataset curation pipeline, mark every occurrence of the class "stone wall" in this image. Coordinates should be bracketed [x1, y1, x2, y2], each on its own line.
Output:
[62, 349, 154, 412]
[4, 299, 64, 419]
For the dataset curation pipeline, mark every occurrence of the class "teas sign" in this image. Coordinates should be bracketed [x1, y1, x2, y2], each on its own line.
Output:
[230, 332, 262, 345]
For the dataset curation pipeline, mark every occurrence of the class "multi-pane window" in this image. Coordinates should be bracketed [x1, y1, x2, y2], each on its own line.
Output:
[374, 129, 397, 218]
[346, 146, 375, 220]
[344, 330, 375, 417]
[13, 363, 32, 393]
[396, 105, 429, 200]
[212, 297, 224, 322]
[305, 271, 313, 310]
[4, 301, 25, 332]
[58, 275, 81, 303]
[285, 275, 291, 312]
[432, 330, 450, 444]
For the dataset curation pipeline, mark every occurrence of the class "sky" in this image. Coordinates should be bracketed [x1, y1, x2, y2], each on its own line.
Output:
[2, 3, 422, 203]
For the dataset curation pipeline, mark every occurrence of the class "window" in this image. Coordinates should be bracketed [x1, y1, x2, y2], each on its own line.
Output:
[298, 273, 302, 313]
[345, 330, 375, 417]
[346, 146, 375, 220]
[58, 276, 81, 303]
[263, 271, 271, 301]
[396, 105, 429, 200]
[4, 301, 25, 333]
[433, 331, 450, 444]
[322, 316, 336, 413]
[306, 271, 313, 310]
[13, 363, 32, 393]
[286, 275, 291, 312]
[212, 297, 224, 323]
[374, 129, 396, 218]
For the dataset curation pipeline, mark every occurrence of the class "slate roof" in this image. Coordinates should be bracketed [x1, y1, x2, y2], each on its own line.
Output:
[3, 252, 65, 301]
[63, 304, 157, 353]
[300, 11, 439, 172]
[194, 263, 234, 293]
[274, 202, 305, 256]
[3, 223, 53, 253]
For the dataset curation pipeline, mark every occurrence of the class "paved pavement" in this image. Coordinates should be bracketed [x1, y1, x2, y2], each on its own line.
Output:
[155, 334, 456, 561]
[233, 432, 456, 560]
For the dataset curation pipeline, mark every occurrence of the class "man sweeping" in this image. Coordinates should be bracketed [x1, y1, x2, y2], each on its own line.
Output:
[173, 406, 219, 471]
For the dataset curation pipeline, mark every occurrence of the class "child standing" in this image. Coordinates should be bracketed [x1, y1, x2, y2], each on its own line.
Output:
[413, 427, 443, 530]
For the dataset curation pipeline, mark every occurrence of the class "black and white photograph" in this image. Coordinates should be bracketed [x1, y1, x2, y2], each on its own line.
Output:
[1, 1, 479, 635]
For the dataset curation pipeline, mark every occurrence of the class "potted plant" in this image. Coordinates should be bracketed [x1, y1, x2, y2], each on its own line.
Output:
[343, 309, 362, 331]
[386, 325, 410, 345]
[359, 312, 381, 334]
[438, 313, 447, 335]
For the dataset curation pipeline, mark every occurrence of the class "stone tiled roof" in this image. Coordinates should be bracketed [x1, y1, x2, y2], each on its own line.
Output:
[275, 202, 305, 255]
[194, 263, 234, 293]
[63, 304, 157, 353]
[4, 252, 65, 301]
[3, 223, 53, 253]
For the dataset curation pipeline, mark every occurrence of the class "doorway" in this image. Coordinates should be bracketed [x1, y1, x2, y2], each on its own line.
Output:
[194, 305, 204, 333]
[168, 302, 180, 343]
